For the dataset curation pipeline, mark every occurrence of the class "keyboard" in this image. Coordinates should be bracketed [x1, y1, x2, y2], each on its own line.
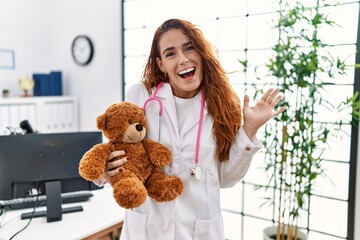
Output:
[0, 190, 94, 210]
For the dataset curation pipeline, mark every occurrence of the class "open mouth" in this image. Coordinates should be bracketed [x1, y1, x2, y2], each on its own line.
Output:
[178, 67, 195, 79]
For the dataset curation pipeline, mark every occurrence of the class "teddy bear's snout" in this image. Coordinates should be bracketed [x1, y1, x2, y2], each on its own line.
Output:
[136, 124, 143, 132]
[122, 122, 146, 143]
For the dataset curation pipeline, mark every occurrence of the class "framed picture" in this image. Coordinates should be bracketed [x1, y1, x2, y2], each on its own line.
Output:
[0, 49, 15, 69]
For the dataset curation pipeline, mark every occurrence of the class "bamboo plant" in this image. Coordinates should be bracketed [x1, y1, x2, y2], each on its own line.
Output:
[253, 0, 360, 239]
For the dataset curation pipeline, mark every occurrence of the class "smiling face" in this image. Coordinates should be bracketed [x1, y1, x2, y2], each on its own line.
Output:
[156, 29, 203, 99]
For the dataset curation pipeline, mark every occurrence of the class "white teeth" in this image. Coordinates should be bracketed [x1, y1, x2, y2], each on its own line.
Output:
[178, 67, 195, 75]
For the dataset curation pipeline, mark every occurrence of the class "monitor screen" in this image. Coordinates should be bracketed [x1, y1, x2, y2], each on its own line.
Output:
[0, 132, 103, 201]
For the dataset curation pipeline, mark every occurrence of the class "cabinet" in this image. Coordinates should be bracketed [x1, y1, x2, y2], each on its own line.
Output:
[0, 96, 78, 135]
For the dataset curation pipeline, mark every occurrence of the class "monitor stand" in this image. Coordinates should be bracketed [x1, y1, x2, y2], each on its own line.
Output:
[21, 180, 83, 222]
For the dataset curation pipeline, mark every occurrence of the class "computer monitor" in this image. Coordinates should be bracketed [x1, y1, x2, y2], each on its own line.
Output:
[0, 131, 103, 221]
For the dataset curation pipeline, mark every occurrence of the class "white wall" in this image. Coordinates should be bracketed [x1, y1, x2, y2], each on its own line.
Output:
[0, 0, 53, 91]
[0, 0, 122, 131]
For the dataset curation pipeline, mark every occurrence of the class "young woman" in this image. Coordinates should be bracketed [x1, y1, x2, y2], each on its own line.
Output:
[98, 18, 285, 240]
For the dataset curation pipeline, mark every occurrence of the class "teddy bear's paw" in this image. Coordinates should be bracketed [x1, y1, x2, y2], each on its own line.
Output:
[78, 166, 103, 181]
[113, 179, 148, 209]
[151, 149, 172, 167]
[147, 176, 183, 202]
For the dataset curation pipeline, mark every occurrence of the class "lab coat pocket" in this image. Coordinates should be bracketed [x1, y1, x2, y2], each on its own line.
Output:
[121, 210, 146, 240]
[194, 214, 224, 240]
[190, 166, 218, 183]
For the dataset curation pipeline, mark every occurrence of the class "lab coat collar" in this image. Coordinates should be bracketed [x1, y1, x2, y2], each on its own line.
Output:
[155, 83, 208, 137]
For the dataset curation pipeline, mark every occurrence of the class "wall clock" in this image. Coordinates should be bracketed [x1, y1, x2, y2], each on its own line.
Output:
[71, 35, 94, 66]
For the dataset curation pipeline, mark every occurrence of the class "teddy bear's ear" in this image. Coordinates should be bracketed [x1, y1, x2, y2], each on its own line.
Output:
[96, 114, 107, 131]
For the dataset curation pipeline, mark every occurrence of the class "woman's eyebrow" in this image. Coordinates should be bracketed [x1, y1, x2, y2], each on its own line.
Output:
[183, 41, 192, 47]
[162, 47, 174, 55]
[162, 41, 192, 55]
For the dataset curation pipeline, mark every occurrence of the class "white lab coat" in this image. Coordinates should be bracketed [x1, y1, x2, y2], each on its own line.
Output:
[120, 82, 261, 240]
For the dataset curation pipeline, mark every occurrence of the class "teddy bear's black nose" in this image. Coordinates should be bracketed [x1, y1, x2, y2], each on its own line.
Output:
[136, 124, 143, 132]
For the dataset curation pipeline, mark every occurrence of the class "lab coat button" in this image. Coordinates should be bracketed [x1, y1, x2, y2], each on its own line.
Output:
[245, 147, 251, 151]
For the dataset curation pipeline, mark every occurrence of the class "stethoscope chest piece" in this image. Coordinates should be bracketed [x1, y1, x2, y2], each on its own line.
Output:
[191, 165, 202, 181]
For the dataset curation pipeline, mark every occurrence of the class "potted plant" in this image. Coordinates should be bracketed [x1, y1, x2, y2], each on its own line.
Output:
[249, 1, 360, 239]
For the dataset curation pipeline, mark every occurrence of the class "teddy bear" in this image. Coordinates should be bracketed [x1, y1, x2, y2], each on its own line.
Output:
[78, 102, 183, 209]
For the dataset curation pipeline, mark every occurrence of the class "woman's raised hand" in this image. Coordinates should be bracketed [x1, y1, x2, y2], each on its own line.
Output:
[242, 88, 286, 140]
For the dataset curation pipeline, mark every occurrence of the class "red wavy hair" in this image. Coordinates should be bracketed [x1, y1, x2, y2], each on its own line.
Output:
[142, 19, 242, 161]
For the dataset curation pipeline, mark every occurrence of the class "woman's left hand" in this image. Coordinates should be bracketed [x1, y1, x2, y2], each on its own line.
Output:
[243, 88, 286, 140]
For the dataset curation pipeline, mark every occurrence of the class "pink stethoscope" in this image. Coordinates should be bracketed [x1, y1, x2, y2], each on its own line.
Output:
[143, 82, 205, 180]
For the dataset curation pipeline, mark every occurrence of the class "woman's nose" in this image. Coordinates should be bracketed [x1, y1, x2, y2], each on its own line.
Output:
[179, 53, 189, 65]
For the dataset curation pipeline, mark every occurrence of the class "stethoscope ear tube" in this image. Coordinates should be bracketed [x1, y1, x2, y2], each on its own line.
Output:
[142, 82, 165, 116]
[142, 82, 165, 141]
[143, 97, 163, 117]
[142, 82, 205, 180]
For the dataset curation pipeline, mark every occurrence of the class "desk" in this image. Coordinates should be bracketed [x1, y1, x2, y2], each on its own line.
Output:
[0, 185, 125, 240]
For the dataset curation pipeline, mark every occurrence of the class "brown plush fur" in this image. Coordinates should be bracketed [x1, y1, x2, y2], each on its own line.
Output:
[78, 102, 183, 209]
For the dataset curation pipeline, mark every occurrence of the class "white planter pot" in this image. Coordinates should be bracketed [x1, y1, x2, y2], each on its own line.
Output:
[263, 225, 308, 240]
